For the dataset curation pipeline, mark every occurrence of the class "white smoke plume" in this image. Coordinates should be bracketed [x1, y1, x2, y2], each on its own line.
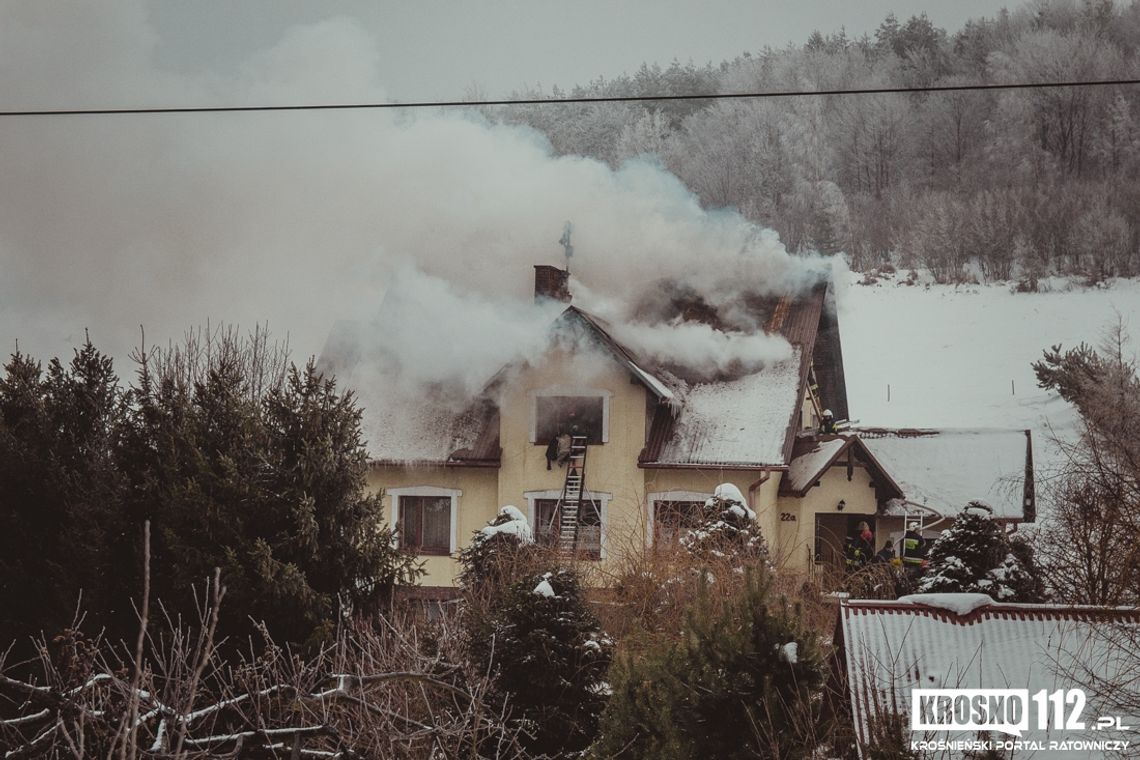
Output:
[0, 3, 837, 403]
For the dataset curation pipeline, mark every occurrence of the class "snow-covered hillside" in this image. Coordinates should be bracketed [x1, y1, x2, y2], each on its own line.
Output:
[836, 271, 1140, 482]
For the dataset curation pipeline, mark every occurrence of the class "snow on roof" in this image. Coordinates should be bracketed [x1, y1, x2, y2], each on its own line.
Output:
[562, 307, 677, 402]
[786, 438, 849, 492]
[654, 348, 802, 467]
[356, 383, 487, 463]
[840, 598, 1140, 758]
[628, 358, 675, 402]
[854, 428, 1031, 520]
[898, 592, 994, 615]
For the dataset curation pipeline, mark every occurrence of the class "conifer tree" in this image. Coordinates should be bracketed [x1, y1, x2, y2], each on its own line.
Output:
[485, 569, 613, 757]
[594, 569, 825, 759]
[116, 329, 422, 647]
[0, 341, 125, 647]
[917, 502, 1043, 601]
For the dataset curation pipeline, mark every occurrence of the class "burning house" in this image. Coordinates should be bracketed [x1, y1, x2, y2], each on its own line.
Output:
[320, 262, 1035, 593]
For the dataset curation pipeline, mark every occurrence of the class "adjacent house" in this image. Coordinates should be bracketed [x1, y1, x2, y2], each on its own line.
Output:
[833, 594, 1140, 758]
[320, 263, 1035, 593]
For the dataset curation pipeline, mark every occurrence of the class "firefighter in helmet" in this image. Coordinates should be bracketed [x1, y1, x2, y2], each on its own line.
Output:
[901, 521, 928, 572]
[844, 520, 875, 571]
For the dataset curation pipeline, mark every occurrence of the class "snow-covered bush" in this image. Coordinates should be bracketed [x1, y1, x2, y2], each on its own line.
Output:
[680, 483, 770, 565]
[917, 502, 1043, 602]
[458, 505, 536, 599]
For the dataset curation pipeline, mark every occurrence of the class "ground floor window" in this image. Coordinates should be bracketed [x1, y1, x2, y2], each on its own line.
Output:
[398, 495, 452, 555]
[653, 500, 706, 547]
[534, 498, 602, 559]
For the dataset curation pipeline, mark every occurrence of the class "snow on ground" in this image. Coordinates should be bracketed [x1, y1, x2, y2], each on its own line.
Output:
[837, 271, 1140, 490]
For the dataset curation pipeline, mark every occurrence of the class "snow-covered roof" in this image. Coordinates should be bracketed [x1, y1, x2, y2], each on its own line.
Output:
[839, 598, 1140, 759]
[318, 320, 500, 464]
[652, 348, 803, 467]
[786, 437, 853, 492]
[783, 435, 906, 502]
[358, 384, 490, 463]
[854, 428, 1033, 520]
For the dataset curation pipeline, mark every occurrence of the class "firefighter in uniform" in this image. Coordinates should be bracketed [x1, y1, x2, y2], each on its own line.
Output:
[901, 521, 928, 572]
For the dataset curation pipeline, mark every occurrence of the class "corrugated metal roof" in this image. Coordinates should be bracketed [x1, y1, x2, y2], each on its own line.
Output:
[839, 597, 1140, 758]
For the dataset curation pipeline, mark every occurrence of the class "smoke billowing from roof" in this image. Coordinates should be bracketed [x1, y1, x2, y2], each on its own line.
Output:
[0, 4, 838, 403]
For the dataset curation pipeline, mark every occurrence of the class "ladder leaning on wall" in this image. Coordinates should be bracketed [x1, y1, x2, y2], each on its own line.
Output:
[557, 435, 589, 554]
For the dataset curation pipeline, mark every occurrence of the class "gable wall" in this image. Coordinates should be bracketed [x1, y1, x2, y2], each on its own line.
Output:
[776, 462, 879, 573]
[496, 347, 650, 569]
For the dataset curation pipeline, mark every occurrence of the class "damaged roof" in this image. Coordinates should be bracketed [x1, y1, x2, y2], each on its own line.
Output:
[640, 283, 840, 468]
[317, 320, 501, 466]
[321, 281, 845, 469]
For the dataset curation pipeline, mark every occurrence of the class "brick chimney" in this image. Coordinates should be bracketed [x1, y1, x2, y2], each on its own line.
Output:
[534, 265, 571, 304]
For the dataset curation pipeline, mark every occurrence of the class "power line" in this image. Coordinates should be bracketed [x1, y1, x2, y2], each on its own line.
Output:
[1, 78, 1138, 117]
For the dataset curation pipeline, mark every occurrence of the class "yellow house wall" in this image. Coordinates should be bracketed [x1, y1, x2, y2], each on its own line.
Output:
[775, 464, 879, 573]
[366, 348, 865, 586]
[496, 348, 649, 575]
[799, 386, 819, 431]
[368, 465, 499, 587]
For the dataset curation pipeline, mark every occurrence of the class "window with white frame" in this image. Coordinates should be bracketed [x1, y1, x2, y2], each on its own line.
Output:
[388, 487, 460, 556]
[647, 491, 712, 548]
[530, 387, 611, 445]
[525, 489, 609, 560]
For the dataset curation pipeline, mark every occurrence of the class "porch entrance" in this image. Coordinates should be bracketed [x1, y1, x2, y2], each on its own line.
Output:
[814, 514, 877, 573]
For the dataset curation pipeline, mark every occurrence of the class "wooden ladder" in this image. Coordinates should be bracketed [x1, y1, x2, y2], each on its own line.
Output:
[557, 435, 589, 554]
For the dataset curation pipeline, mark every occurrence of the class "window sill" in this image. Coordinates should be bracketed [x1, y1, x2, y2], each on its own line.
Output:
[404, 547, 452, 557]
[532, 442, 605, 447]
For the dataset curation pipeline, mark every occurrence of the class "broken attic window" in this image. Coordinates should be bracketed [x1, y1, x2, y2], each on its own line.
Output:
[535, 395, 605, 445]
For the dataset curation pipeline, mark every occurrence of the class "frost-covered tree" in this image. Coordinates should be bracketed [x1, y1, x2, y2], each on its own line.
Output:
[594, 569, 825, 759]
[681, 483, 770, 565]
[484, 569, 613, 757]
[917, 502, 1043, 601]
[1034, 327, 1140, 604]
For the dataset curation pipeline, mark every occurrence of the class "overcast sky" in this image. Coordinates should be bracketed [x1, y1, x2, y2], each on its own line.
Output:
[1, 0, 1019, 367]
[151, 0, 1015, 101]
